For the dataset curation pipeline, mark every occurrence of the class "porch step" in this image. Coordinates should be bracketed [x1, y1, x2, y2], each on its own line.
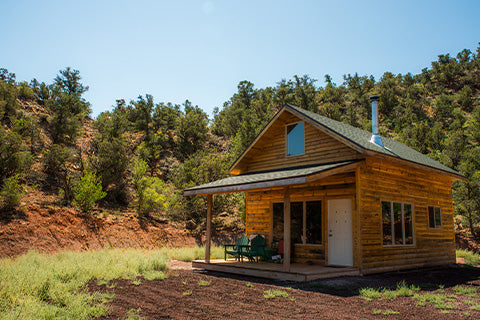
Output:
[304, 268, 360, 281]
[192, 260, 360, 282]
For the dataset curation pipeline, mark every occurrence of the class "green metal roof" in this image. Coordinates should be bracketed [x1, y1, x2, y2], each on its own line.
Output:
[185, 104, 463, 196]
[286, 104, 462, 177]
[184, 161, 356, 196]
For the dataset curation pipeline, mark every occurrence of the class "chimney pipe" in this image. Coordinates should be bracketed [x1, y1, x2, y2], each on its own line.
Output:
[369, 95, 384, 147]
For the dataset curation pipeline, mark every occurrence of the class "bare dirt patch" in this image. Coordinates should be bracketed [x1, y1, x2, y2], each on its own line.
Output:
[169, 260, 194, 270]
[0, 190, 196, 259]
[91, 266, 480, 320]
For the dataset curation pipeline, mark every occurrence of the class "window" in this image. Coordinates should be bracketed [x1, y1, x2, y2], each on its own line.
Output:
[428, 206, 441, 229]
[272, 200, 322, 244]
[382, 201, 414, 246]
[306, 201, 323, 244]
[291, 202, 303, 244]
[286, 122, 304, 156]
[272, 203, 284, 242]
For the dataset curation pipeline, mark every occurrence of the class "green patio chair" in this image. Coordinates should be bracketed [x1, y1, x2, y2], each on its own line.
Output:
[240, 235, 265, 262]
[224, 235, 249, 261]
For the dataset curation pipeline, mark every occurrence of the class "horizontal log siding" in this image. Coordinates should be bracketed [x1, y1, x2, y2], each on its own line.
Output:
[236, 112, 359, 174]
[358, 157, 455, 274]
[245, 172, 356, 264]
[294, 244, 325, 265]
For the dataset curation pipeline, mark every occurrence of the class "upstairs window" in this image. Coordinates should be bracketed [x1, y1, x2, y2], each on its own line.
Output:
[382, 201, 414, 246]
[428, 206, 441, 229]
[286, 122, 304, 156]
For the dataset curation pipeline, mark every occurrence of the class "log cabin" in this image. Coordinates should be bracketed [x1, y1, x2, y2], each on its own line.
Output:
[185, 96, 466, 280]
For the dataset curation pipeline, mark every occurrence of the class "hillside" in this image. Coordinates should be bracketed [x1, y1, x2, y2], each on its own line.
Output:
[1, 45, 480, 256]
[0, 189, 196, 258]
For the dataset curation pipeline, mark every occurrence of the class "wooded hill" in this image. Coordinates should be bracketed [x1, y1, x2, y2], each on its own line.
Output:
[1, 44, 480, 238]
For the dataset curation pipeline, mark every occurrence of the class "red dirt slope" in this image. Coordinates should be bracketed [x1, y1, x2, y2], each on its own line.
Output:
[0, 191, 196, 259]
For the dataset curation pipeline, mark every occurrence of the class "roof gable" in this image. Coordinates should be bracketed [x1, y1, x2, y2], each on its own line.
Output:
[229, 107, 359, 175]
[231, 104, 464, 179]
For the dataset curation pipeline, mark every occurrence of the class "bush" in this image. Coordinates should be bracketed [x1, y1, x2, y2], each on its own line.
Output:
[43, 144, 78, 203]
[0, 128, 32, 182]
[73, 169, 106, 213]
[132, 159, 168, 217]
[0, 174, 24, 210]
[456, 249, 480, 266]
[17, 82, 35, 100]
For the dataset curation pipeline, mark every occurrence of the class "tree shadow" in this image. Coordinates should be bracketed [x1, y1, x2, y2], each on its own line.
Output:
[194, 265, 480, 298]
[136, 215, 169, 231]
[0, 208, 28, 224]
[295, 265, 480, 297]
[78, 212, 105, 232]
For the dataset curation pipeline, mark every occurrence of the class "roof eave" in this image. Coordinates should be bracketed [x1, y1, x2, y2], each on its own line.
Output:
[183, 176, 307, 196]
[185, 160, 363, 196]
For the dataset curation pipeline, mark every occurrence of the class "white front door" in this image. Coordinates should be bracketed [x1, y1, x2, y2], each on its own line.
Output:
[328, 199, 353, 266]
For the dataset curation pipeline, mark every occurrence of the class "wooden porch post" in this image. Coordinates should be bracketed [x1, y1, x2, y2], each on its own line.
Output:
[205, 194, 213, 263]
[283, 188, 291, 271]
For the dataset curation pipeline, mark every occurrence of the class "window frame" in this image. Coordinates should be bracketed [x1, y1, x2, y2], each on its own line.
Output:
[381, 200, 415, 247]
[271, 199, 323, 245]
[285, 121, 305, 157]
[428, 206, 442, 229]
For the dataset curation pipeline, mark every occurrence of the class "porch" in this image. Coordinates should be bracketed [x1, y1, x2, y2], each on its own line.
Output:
[184, 161, 363, 280]
[192, 259, 360, 282]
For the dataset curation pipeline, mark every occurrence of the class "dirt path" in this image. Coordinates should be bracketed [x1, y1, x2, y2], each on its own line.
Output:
[91, 266, 480, 319]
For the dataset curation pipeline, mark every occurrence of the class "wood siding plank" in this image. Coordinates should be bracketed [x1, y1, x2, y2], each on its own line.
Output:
[358, 157, 455, 274]
[232, 111, 359, 174]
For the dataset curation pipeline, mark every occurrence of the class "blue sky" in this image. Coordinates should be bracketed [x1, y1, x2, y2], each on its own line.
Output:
[1, 0, 479, 118]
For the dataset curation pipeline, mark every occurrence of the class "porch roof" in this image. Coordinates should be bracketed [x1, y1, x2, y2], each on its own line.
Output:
[183, 160, 359, 196]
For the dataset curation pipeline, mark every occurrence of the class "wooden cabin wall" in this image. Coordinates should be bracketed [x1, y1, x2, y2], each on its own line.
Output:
[234, 112, 359, 174]
[245, 172, 356, 264]
[358, 157, 455, 274]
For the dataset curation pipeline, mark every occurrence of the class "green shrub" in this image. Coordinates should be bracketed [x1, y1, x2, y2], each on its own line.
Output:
[132, 159, 168, 216]
[413, 292, 457, 309]
[0, 128, 32, 182]
[124, 308, 145, 320]
[73, 169, 107, 213]
[43, 144, 78, 203]
[182, 290, 193, 296]
[0, 174, 24, 210]
[453, 284, 478, 296]
[198, 280, 211, 286]
[395, 280, 420, 297]
[263, 289, 289, 299]
[18, 81, 35, 100]
[359, 287, 381, 301]
[456, 249, 480, 266]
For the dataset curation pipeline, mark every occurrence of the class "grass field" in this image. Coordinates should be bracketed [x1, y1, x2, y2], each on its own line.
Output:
[0, 248, 477, 319]
[0, 246, 223, 320]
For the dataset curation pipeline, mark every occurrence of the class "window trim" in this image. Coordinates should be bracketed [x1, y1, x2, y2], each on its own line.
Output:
[428, 206, 442, 229]
[381, 200, 415, 247]
[285, 121, 305, 157]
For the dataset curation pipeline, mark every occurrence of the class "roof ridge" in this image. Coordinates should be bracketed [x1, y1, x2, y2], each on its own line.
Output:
[284, 104, 463, 178]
